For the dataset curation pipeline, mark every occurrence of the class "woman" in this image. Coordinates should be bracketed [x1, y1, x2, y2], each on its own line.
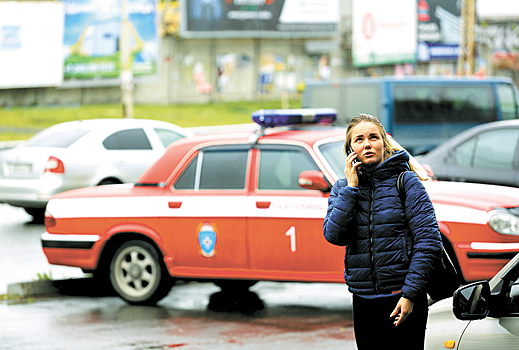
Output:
[323, 114, 441, 350]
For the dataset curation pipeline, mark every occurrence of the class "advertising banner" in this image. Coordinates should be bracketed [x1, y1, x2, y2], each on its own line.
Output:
[416, 0, 461, 62]
[417, 42, 459, 62]
[352, 0, 417, 67]
[0, 2, 63, 89]
[63, 0, 158, 79]
[180, 0, 340, 38]
[477, 0, 519, 22]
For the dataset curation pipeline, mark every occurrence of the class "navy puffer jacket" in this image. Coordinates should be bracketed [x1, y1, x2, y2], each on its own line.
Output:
[323, 150, 441, 302]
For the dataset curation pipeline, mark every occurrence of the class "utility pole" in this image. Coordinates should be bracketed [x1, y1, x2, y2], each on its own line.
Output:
[120, 0, 134, 118]
[457, 0, 476, 75]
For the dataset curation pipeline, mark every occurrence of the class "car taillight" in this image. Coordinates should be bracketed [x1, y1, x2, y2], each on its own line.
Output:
[45, 156, 64, 173]
[45, 210, 56, 228]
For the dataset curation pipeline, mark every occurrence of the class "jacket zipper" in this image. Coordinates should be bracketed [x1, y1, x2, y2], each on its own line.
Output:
[368, 179, 379, 294]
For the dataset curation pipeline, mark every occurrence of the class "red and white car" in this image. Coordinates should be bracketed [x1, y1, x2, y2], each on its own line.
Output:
[41, 109, 519, 304]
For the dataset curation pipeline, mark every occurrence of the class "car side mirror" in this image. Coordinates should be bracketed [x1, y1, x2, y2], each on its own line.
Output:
[453, 281, 491, 321]
[298, 170, 330, 192]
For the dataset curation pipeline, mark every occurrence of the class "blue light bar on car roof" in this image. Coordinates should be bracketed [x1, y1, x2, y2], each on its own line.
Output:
[251, 108, 337, 128]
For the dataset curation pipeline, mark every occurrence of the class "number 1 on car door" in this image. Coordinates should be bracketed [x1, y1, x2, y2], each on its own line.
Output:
[285, 226, 296, 252]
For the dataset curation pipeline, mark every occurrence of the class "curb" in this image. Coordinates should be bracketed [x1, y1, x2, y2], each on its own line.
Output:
[6, 277, 115, 299]
[7, 280, 58, 297]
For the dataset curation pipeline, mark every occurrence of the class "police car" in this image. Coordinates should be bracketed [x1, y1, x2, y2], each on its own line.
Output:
[41, 109, 519, 305]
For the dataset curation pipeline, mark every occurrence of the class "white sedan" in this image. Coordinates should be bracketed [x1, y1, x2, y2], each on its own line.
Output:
[425, 252, 519, 349]
[0, 118, 192, 219]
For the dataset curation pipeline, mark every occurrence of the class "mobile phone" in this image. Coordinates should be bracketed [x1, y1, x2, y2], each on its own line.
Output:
[347, 145, 360, 165]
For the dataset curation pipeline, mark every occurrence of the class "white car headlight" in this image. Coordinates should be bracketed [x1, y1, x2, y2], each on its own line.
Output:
[487, 210, 519, 235]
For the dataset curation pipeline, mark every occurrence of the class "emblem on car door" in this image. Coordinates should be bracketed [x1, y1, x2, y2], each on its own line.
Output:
[198, 221, 217, 258]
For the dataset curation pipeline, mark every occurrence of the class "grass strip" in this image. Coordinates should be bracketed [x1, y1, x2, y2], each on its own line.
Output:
[0, 99, 301, 141]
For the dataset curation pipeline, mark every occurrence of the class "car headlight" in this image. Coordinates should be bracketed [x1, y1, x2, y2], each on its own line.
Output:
[487, 210, 519, 235]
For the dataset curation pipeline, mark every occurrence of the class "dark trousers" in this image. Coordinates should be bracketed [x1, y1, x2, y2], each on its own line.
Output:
[352, 293, 428, 350]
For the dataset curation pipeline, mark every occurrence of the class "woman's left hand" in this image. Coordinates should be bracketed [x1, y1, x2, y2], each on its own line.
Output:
[390, 297, 414, 327]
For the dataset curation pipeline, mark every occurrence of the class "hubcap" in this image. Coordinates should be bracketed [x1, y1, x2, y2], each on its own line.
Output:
[129, 264, 142, 279]
[112, 245, 159, 299]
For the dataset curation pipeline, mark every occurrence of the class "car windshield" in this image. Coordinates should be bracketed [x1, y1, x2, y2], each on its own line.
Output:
[25, 129, 90, 148]
[317, 136, 427, 179]
[318, 139, 346, 178]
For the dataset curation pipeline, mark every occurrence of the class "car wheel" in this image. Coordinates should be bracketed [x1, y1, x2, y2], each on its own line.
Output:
[24, 207, 46, 221]
[110, 240, 173, 305]
[98, 179, 121, 186]
[214, 279, 258, 291]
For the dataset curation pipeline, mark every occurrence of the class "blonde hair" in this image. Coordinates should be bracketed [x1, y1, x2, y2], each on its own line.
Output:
[345, 113, 429, 180]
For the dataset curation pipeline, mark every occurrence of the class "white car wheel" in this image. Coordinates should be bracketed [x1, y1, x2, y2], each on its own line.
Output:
[110, 240, 171, 305]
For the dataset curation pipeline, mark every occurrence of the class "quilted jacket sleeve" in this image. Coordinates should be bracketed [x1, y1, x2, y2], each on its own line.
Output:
[323, 179, 359, 246]
[400, 172, 442, 302]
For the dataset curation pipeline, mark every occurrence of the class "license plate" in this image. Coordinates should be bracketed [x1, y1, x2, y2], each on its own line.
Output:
[7, 162, 32, 173]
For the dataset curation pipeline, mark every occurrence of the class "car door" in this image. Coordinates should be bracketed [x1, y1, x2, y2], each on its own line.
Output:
[247, 144, 344, 282]
[457, 278, 519, 349]
[446, 127, 519, 187]
[102, 128, 161, 182]
[162, 145, 250, 275]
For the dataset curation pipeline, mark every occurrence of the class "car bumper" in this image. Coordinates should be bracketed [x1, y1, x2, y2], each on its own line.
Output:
[0, 176, 70, 208]
[455, 241, 519, 282]
[41, 232, 101, 269]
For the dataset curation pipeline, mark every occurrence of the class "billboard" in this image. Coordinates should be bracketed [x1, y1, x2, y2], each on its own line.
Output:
[0, 2, 64, 89]
[180, 0, 340, 39]
[416, 0, 461, 62]
[477, 0, 519, 22]
[63, 0, 158, 79]
[352, 0, 417, 67]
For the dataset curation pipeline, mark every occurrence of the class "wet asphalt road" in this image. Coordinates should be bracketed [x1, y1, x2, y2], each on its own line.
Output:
[0, 204, 356, 349]
[0, 204, 86, 294]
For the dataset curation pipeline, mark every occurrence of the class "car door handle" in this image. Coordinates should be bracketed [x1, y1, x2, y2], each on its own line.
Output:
[256, 201, 271, 209]
[168, 201, 182, 209]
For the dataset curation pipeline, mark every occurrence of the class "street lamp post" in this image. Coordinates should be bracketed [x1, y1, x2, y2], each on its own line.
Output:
[120, 0, 134, 118]
[457, 0, 476, 75]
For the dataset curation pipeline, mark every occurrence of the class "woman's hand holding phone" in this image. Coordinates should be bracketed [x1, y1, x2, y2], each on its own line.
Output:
[345, 148, 361, 187]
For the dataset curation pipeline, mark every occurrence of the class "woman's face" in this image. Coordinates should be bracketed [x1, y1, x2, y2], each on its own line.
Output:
[349, 121, 385, 166]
